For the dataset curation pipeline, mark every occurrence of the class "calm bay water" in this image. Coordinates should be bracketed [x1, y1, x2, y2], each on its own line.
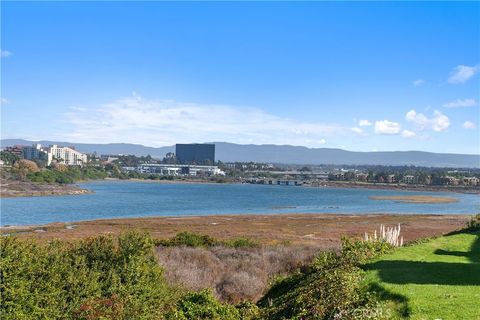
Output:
[1, 181, 479, 226]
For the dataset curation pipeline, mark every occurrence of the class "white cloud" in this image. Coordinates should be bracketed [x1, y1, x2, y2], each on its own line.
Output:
[412, 79, 425, 86]
[351, 127, 364, 135]
[374, 120, 401, 135]
[432, 110, 450, 132]
[448, 65, 478, 84]
[443, 98, 477, 108]
[463, 121, 476, 129]
[401, 130, 416, 138]
[0, 50, 12, 58]
[69, 106, 87, 112]
[405, 109, 450, 132]
[405, 110, 429, 129]
[358, 119, 372, 127]
[0, 97, 10, 105]
[61, 94, 346, 147]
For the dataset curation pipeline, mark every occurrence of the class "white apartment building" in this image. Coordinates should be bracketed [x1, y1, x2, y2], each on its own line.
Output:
[23, 144, 87, 166]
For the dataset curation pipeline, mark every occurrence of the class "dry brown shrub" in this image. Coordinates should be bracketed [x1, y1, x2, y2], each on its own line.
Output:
[52, 162, 68, 172]
[156, 244, 320, 303]
[13, 159, 39, 172]
[12, 159, 40, 178]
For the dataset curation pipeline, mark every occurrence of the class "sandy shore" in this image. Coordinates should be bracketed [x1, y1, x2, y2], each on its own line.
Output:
[368, 195, 459, 203]
[2, 213, 470, 248]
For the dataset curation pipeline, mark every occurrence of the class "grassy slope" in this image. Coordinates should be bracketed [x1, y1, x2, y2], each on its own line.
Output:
[365, 231, 480, 319]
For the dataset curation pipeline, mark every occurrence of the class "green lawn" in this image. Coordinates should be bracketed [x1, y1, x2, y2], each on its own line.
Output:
[364, 231, 480, 320]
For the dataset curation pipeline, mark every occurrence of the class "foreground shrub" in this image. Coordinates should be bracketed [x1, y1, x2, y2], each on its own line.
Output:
[168, 289, 240, 320]
[341, 236, 393, 265]
[258, 238, 390, 320]
[236, 301, 261, 320]
[259, 255, 362, 319]
[0, 232, 176, 319]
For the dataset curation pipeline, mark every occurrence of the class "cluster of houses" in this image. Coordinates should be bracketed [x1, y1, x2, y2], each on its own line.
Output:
[242, 168, 479, 187]
[329, 170, 479, 186]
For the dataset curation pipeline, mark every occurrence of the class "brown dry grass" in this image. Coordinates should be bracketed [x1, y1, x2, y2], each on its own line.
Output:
[369, 195, 459, 203]
[3, 214, 469, 248]
[156, 244, 320, 303]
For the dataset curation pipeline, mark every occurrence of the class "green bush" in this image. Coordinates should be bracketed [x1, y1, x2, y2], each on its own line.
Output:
[157, 232, 218, 248]
[168, 289, 240, 320]
[258, 238, 390, 320]
[224, 237, 260, 248]
[156, 232, 261, 249]
[236, 301, 261, 320]
[341, 237, 393, 265]
[26, 166, 108, 184]
[0, 232, 177, 320]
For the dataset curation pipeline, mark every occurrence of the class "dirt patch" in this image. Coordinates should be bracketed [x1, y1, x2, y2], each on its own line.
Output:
[369, 195, 459, 204]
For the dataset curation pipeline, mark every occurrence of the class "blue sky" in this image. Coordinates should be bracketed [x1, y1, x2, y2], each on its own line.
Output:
[1, 2, 479, 154]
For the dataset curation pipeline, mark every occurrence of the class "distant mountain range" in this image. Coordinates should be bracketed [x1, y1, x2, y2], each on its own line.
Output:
[2, 139, 479, 168]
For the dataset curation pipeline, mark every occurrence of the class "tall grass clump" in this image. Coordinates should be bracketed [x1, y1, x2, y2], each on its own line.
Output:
[364, 224, 403, 247]
[466, 213, 480, 231]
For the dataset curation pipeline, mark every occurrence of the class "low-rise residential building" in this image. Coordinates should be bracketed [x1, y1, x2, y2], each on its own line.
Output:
[386, 174, 396, 183]
[462, 177, 479, 186]
[442, 176, 460, 186]
[355, 173, 369, 182]
[403, 175, 416, 184]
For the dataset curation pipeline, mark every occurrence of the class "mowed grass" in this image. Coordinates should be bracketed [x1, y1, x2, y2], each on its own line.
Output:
[365, 231, 480, 319]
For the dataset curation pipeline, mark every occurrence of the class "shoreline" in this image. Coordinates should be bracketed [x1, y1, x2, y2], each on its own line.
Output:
[2, 177, 478, 198]
[305, 181, 480, 194]
[86, 178, 480, 194]
[2, 213, 471, 247]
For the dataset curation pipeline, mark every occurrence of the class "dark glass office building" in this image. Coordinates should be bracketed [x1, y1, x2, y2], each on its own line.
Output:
[175, 144, 215, 165]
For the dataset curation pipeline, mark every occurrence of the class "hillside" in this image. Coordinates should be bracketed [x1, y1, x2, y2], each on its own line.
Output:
[2, 139, 479, 168]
